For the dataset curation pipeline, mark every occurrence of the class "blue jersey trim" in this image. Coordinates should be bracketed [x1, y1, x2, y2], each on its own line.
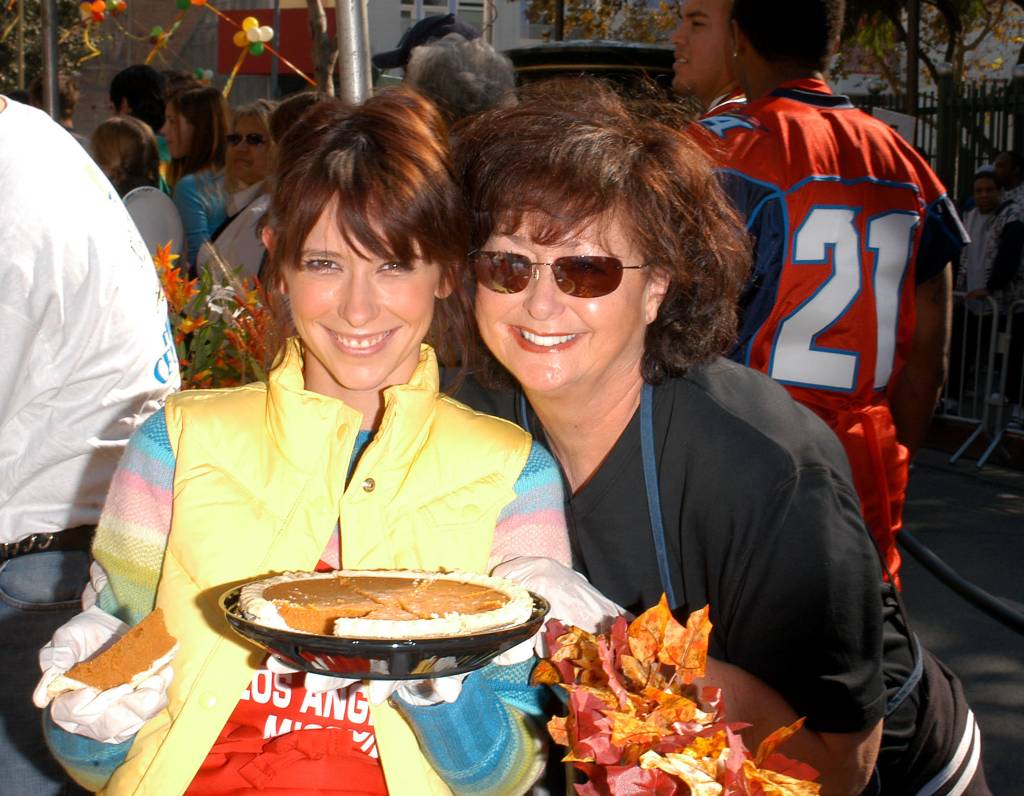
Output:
[770, 86, 856, 109]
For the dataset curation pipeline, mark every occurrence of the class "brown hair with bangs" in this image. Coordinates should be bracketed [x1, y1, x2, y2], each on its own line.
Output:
[452, 78, 752, 385]
[262, 88, 472, 374]
[167, 86, 229, 186]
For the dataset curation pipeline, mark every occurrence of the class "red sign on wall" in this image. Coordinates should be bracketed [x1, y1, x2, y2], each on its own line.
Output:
[217, 8, 336, 76]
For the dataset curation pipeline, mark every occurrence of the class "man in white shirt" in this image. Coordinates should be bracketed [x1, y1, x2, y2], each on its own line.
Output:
[0, 95, 179, 793]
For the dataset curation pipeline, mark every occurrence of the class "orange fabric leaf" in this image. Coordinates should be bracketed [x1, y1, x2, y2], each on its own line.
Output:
[755, 717, 806, 766]
[627, 594, 672, 665]
[742, 760, 822, 794]
[660, 603, 712, 683]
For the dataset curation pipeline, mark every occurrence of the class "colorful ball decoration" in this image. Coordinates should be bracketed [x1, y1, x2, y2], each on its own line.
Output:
[193, 67, 214, 84]
[249, 23, 273, 55]
[149, 24, 165, 45]
[176, 0, 189, 10]
[233, 19, 273, 56]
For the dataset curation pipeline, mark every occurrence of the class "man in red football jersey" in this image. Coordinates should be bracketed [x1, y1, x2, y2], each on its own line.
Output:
[697, 6, 989, 794]
[670, 0, 745, 116]
[702, 0, 966, 589]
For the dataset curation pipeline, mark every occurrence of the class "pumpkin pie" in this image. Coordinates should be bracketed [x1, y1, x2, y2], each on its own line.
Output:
[240, 569, 534, 638]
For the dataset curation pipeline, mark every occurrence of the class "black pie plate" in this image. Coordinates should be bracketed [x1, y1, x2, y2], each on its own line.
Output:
[219, 585, 549, 680]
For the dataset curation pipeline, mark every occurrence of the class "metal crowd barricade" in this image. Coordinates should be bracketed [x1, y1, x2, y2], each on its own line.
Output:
[975, 298, 1024, 466]
[940, 291, 1001, 465]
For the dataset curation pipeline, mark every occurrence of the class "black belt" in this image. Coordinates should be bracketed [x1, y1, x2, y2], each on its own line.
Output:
[0, 525, 96, 563]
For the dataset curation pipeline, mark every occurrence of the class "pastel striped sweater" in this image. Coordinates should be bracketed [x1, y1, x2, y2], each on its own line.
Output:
[46, 408, 570, 794]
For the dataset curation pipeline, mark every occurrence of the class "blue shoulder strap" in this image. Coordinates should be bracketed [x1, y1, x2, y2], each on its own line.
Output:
[640, 383, 678, 607]
[518, 385, 679, 608]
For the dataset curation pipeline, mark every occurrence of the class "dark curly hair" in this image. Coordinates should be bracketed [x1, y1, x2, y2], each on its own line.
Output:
[732, 0, 845, 71]
[263, 88, 473, 374]
[452, 78, 751, 386]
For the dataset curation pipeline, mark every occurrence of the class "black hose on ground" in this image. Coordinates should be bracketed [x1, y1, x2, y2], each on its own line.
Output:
[899, 530, 1024, 636]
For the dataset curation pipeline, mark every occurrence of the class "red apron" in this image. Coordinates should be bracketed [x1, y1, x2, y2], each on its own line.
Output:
[185, 666, 388, 794]
[801, 394, 908, 588]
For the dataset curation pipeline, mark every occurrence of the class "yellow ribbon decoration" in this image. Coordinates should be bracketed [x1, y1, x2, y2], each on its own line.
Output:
[144, 8, 185, 65]
[111, 16, 150, 41]
[77, 21, 102, 65]
[221, 46, 247, 97]
[0, 15, 16, 43]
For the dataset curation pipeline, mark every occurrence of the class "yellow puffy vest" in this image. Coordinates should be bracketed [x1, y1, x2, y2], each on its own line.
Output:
[103, 340, 531, 796]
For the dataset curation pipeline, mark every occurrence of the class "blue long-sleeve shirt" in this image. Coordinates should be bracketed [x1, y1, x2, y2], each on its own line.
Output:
[171, 169, 227, 273]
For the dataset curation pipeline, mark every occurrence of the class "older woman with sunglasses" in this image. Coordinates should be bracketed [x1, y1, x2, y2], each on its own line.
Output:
[449, 80, 953, 795]
[198, 100, 277, 279]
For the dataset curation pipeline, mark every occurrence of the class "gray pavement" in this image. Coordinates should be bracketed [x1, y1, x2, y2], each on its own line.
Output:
[900, 448, 1024, 795]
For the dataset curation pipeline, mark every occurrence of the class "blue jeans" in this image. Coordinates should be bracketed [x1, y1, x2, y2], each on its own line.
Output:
[0, 550, 91, 795]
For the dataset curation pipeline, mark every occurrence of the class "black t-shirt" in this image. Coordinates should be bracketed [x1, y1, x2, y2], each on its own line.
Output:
[456, 358, 896, 735]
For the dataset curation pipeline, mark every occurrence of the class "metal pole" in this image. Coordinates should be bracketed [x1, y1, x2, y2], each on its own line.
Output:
[1014, 65, 1024, 158]
[270, 0, 281, 98]
[936, 63, 955, 192]
[16, 0, 24, 91]
[482, 0, 493, 45]
[906, 0, 920, 116]
[335, 0, 371, 104]
[40, 0, 59, 120]
[554, 0, 564, 41]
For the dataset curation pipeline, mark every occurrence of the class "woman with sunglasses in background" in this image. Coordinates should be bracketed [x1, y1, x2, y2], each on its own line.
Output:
[34, 90, 573, 795]
[163, 86, 229, 273]
[198, 99, 277, 280]
[450, 80, 958, 794]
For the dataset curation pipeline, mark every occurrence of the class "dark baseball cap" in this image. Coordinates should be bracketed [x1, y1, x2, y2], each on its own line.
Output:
[372, 14, 480, 71]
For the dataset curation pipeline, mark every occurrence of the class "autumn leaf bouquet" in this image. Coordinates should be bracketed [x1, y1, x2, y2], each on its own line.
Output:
[533, 596, 821, 795]
[153, 242, 271, 389]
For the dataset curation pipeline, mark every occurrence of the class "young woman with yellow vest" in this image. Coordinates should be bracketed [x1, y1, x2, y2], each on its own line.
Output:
[32, 90, 573, 795]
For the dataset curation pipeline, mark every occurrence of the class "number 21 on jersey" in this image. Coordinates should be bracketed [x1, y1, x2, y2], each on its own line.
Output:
[768, 206, 918, 392]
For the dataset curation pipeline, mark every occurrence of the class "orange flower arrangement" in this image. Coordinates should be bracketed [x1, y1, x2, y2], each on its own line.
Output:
[152, 242, 270, 389]
[534, 596, 821, 795]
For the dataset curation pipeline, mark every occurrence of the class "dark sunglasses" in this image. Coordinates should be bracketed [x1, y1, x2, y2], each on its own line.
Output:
[470, 250, 646, 298]
[227, 132, 268, 147]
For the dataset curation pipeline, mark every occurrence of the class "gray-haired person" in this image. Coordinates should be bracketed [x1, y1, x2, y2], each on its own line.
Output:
[405, 33, 516, 124]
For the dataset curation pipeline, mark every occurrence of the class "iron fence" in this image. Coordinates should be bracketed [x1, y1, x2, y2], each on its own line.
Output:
[941, 292, 1024, 467]
[850, 78, 1024, 203]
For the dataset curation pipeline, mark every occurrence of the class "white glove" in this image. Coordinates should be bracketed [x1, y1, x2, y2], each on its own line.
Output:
[265, 655, 356, 694]
[368, 671, 469, 707]
[48, 668, 174, 744]
[80, 561, 109, 611]
[491, 557, 628, 659]
[34, 606, 128, 707]
[33, 606, 174, 744]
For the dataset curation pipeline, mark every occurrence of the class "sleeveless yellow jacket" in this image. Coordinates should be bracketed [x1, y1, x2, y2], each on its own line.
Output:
[103, 340, 532, 796]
